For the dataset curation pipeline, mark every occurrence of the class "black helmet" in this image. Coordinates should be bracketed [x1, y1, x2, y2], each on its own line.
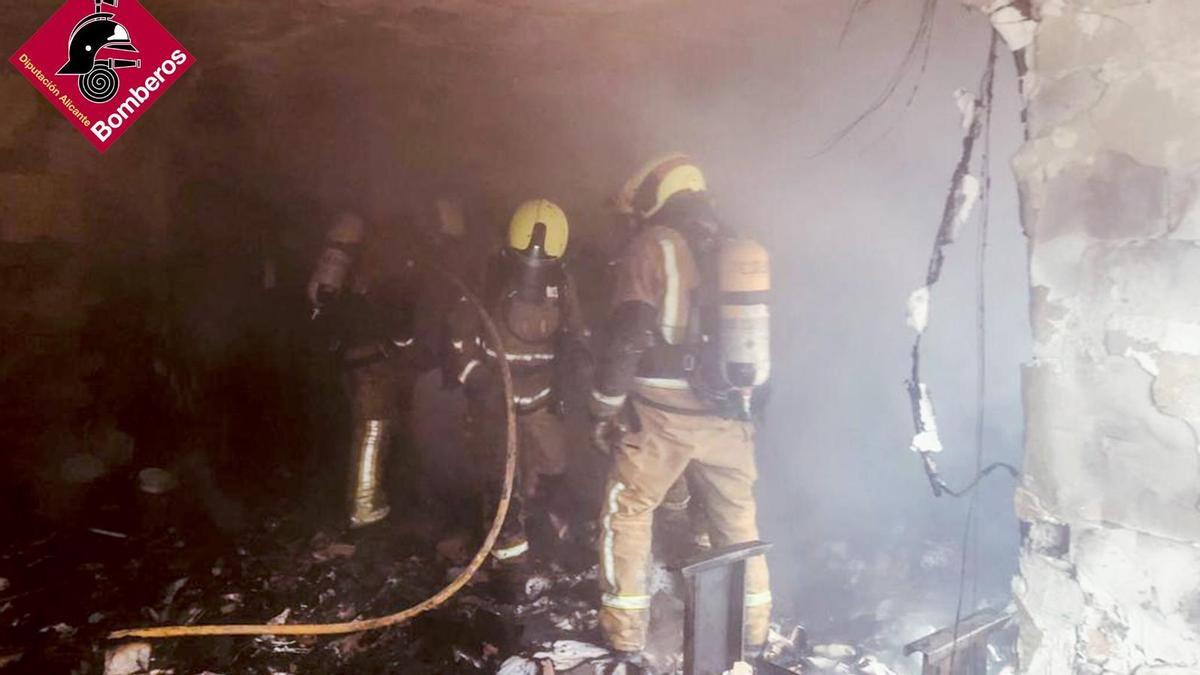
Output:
[57, 13, 137, 76]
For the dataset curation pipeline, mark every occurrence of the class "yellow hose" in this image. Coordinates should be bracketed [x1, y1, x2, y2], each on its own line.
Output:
[110, 262, 517, 640]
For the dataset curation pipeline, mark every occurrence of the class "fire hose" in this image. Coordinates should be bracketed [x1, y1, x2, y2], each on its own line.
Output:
[109, 262, 518, 640]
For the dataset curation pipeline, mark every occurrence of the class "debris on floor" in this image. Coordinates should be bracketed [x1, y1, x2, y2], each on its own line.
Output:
[812, 643, 857, 660]
[531, 639, 609, 670]
[759, 621, 938, 675]
[854, 655, 901, 675]
[497, 655, 541, 675]
[104, 641, 151, 675]
[0, 467, 1015, 675]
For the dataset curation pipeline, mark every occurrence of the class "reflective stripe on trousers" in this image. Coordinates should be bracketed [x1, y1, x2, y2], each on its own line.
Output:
[745, 590, 772, 607]
[598, 391, 771, 652]
[491, 539, 530, 561]
[601, 593, 652, 610]
[601, 481, 626, 589]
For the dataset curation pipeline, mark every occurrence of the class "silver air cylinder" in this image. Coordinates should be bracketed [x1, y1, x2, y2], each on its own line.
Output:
[716, 238, 771, 394]
[308, 213, 365, 308]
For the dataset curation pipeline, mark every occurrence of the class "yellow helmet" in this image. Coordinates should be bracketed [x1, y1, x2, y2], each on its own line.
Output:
[616, 154, 708, 220]
[508, 198, 569, 259]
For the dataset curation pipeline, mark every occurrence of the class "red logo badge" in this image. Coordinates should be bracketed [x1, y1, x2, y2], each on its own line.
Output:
[9, 0, 194, 152]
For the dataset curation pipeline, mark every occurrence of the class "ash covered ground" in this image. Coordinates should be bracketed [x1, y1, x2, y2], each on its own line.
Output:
[0, 454, 1015, 675]
[1, 462, 605, 674]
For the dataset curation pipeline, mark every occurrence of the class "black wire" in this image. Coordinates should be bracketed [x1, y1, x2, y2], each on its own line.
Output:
[938, 461, 1018, 498]
[812, 0, 939, 157]
[971, 35, 997, 614]
[838, 0, 875, 47]
[906, 24, 1014, 502]
[949, 31, 999, 675]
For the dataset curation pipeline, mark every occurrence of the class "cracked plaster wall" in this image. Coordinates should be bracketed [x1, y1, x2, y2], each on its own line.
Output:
[966, 1, 1200, 672]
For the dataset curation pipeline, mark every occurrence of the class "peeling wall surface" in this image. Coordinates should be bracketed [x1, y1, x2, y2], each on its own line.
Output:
[992, 0, 1200, 672]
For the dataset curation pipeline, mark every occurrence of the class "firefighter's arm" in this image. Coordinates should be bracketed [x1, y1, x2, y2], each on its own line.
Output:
[588, 233, 663, 420]
[587, 299, 657, 455]
[589, 301, 657, 417]
[443, 295, 489, 394]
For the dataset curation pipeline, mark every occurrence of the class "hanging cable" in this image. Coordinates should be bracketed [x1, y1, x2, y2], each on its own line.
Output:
[948, 30, 998, 673]
[814, 0, 940, 156]
[905, 30, 1018, 501]
[970, 60, 996, 611]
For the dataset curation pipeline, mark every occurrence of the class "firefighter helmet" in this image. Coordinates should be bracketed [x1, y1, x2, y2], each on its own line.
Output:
[507, 199, 569, 260]
[57, 14, 138, 76]
[616, 154, 709, 221]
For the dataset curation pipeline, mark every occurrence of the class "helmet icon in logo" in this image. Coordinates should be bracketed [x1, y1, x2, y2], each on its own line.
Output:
[56, 0, 140, 104]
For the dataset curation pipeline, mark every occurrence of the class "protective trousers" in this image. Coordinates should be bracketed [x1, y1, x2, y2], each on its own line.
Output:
[599, 389, 771, 652]
[471, 396, 570, 562]
[660, 473, 711, 551]
[343, 350, 417, 528]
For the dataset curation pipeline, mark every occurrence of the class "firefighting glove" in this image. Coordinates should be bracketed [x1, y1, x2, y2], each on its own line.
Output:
[308, 284, 339, 320]
[590, 417, 625, 456]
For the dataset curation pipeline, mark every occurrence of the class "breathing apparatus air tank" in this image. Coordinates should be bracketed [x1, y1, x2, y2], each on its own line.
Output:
[708, 237, 771, 417]
[308, 213, 365, 314]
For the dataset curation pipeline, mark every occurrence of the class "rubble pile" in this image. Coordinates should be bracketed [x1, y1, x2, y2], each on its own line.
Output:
[1, 474, 619, 674]
[0, 479, 1020, 675]
[761, 628, 903, 675]
[0, 494, 480, 672]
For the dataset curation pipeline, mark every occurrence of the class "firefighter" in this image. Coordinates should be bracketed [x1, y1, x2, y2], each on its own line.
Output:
[308, 211, 425, 529]
[446, 198, 591, 577]
[590, 156, 772, 664]
[613, 156, 714, 558]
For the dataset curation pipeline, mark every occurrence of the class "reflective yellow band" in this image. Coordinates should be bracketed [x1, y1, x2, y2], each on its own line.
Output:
[660, 496, 690, 511]
[744, 591, 773, 608]
[592, 389, 627, 407]
[355, 420, 384, 499]
[514, 387, 553, 406]
[392, 338, 414, 348]
[602, 482, 626, 588]
[634, 376, 691, 389]
[483, 344, 556, 363]
[491, 540, 530, 560]
[602, 593, 652, 610]
[658, 237, 685, 344]
[457, 359, 481, 384]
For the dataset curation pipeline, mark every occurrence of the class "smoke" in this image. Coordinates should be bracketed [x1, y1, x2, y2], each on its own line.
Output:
[3, 0, 1030, 657]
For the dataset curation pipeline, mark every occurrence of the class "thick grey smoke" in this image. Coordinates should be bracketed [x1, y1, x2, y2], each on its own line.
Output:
[705, 1, 1032, 652]
[3, 0, 1029, 666]
[528, 0, 1032, 655]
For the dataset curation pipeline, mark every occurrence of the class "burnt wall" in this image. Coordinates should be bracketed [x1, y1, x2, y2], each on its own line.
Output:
[965, 0, 1200, 671]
